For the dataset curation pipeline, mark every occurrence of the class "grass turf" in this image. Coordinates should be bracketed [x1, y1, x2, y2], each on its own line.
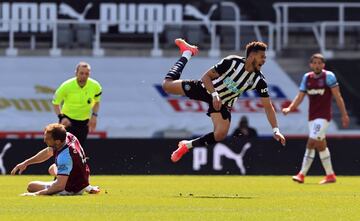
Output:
[0, 175, 360, 221]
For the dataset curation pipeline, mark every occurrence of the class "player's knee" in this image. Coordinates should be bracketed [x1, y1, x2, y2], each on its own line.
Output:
[27, 182, 36, 192]
[214, 130, 227, 141]
[162, 80, 172, 93]
[307, 139, 317, 148]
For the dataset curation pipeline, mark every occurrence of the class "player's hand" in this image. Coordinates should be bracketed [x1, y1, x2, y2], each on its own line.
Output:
[212, 93, 222, 111]
[273, 131, 286, 146]
[20, 192, 37, 196]
[11, 162, 28, 175]
[342, 114, 350, 128]
[88, 116, 97, 132]
[281, 107, 291, 115]
[60, 117, 72, 128]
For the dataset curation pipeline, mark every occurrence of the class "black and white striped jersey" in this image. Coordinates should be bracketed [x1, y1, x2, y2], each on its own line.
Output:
[209, 55, 269, 107]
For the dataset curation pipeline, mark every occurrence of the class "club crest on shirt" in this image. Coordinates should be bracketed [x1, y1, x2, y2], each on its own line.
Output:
[184, 84, 191, 91]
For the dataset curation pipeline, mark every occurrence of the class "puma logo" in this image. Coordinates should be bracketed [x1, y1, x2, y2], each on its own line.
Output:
[213, 142, 252, 174]
[184, 4, 218, 33]
[59, 3, 93, 21]
[0, 143, 12, 175]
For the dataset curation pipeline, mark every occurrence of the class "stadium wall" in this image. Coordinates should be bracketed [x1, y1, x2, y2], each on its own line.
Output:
[1, 56, 352, 138]
[1, 138, 360, 175]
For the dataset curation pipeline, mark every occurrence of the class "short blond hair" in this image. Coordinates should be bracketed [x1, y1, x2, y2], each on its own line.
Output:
[310, 53, 325, 63]
[75, 62, 91, 73]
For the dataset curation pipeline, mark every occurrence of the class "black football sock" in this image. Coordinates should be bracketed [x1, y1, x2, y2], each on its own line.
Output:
[191, 132, 217, 147]
[165, 57, 188, 80]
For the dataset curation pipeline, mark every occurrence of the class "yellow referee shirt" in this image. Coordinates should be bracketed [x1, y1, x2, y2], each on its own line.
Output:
[52, 77, 102, 120]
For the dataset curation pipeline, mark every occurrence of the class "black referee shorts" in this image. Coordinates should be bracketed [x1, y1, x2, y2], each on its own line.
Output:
[61, 115, 89, 147]
[181, 80, 231, 121]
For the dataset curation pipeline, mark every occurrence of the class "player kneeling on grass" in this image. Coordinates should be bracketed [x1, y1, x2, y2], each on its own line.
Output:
[11, 123, 100, 196]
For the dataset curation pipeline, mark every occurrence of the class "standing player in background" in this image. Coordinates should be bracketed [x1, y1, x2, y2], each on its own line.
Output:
[11, 123, 100, 196]
[282, 53, 349, 184]
[52, 62, 102, 147]
[162, 38, 286, 163]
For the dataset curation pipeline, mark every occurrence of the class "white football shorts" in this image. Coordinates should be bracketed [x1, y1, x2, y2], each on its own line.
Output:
[308, 118, 329, 141]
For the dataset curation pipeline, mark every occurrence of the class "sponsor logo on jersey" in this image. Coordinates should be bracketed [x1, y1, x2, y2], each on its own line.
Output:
[307, 88, 325, 95]
[223, 77, 240, 93]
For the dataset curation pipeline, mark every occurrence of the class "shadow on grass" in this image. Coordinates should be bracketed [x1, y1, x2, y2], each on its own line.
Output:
[176, 193, 254, 199]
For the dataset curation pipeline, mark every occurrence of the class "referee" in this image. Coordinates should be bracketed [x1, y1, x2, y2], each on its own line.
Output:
[52, 62, 102, 147]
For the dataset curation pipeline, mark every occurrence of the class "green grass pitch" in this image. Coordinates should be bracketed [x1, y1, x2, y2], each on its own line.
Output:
[1, 175, 360, 221]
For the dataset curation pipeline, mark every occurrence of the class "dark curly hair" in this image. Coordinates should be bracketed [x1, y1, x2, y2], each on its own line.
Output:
[245, 41, 267, 58]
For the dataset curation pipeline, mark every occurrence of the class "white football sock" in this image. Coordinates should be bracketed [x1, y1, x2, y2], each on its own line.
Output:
[183, 140, 193, 149]
[300, 148, 315, 175]
[319, 148, 334, 175]
[182, 51, 192, 61]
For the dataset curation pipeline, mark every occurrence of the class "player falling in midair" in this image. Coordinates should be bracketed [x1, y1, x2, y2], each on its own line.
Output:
[162, 38, 285, 163]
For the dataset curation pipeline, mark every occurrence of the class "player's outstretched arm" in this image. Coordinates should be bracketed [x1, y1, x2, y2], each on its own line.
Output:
[38, 175, 68, 196]
[11, 147, 54, 175]
[282, 92, 305, 115]
[260, 97, 286, 146]
[331, 86, 350, 128]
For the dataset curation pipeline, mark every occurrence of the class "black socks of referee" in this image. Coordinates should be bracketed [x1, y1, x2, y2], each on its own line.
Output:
[191, 132, 217, 147]
[165, 57, 188, 80]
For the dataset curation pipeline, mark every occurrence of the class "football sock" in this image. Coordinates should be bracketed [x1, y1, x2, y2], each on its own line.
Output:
[191, 132, 217, 147]
[182, 51, 192, 60]
[319, 147, 334, 175]
[165, 56, 188, 80]
[181, 140, 193, 149]
[300, 148, 315, 175]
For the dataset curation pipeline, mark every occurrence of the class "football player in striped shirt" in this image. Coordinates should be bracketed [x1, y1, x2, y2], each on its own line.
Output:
[162, 38, 286, 163]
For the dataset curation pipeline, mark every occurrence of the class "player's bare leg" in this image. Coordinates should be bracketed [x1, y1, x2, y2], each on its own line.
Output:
[27, 181, 53, 192]
[162, 79, 185, 96]
[210, 113, 230, 142]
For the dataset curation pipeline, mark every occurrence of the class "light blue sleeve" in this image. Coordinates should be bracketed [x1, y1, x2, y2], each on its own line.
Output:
[299, 74, 308, 92]
[56, 148, 73, 175]
[326, 71, 338, 87]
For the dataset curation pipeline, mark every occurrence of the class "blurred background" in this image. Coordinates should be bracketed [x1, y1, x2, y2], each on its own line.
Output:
[0, 0, 360, 175]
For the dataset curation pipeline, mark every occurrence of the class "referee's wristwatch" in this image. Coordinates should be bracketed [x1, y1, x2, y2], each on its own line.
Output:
[92, 112, 98, 117]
